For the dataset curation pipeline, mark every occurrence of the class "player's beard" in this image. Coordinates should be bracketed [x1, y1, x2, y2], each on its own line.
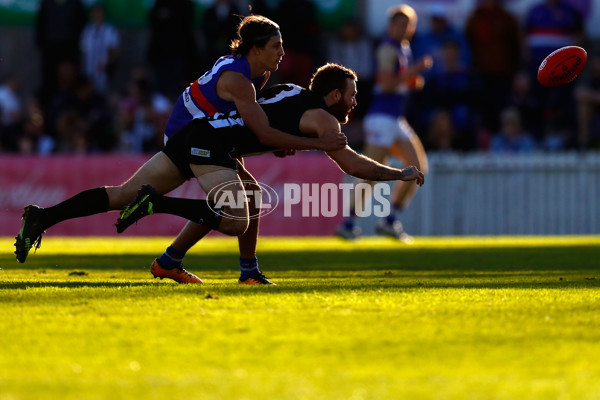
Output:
[329, 98, 351, 124]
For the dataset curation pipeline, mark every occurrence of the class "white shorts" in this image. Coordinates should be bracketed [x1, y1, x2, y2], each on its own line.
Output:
[363, 114, 417, 147]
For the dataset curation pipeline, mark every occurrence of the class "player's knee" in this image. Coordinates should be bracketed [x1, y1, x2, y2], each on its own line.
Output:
[105, 185, 136, 209]
[245, 184, 262, 208]
[218, 217, 249, 236]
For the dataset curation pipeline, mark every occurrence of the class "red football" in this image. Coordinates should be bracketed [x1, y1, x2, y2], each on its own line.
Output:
[537, 46, 587, 87]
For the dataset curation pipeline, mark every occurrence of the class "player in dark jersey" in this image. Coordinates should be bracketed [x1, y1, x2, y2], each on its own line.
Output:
[14, 16, 346, 283]
[13, 64, 424, 285]
[114, 64, 425, 285]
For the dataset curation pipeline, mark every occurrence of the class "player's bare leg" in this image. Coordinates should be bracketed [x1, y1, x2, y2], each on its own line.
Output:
[15, 152, 185, 263]
[235, 159, 270, 283]
[379, 133, 428, 241]
[152, 159, 272, 284]
[389, 133, 429, 211]
[106, 152, 187, 209]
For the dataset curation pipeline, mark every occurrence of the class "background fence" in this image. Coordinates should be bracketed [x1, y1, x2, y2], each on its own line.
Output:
[374, 152, 600, 236]
[2, 152, 600, 237]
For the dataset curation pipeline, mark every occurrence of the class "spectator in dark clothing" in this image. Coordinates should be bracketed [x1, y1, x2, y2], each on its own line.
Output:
[274, 0, 320, 87]
[523, 0, 585, 149]
[412, 3, 471, 78]
[71, 76, 118, 152]
[465, 0, 521, 134]
[424, 40, 476, 149]
[202, 0, 241, 68]
[44, 61, 79, 142]
[249, 0, 276, 18]
[147, 0, 199, 100]
[0, 76, 24, 152]
[575, 55, 600, 149]
[35, 0, 86, 106]
[506, 71, 543, 141]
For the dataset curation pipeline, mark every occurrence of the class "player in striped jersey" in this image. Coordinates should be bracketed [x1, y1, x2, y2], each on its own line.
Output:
[114, 63, 425, 285]
[14, 16, 347, 283]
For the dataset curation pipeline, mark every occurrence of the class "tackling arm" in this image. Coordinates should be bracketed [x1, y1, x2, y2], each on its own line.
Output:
[223, 73, 347, 151]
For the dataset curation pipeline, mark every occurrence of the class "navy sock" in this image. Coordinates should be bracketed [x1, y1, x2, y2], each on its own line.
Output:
[343, 208, 355, 230]
[157, 245, 186, 270]
[240, 256, 259, 280]
[386, 205, 403, 225]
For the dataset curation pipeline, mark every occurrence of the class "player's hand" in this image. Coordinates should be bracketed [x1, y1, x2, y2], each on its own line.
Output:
[319, 129, 348, 151]
[400, 166, 425, 186]
[273, 149, 296, 158]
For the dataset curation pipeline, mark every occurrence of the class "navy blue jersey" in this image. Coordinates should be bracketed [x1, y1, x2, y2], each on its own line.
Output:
[164, 55, 266, 137]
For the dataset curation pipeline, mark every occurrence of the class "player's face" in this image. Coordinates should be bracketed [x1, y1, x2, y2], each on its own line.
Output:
[257, 34, 285, 72]
[389, 15, 414, 41]
[329, 79, 357, 124]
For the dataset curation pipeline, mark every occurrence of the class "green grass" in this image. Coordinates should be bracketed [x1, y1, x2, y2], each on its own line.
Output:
[1, 236, 599, 400]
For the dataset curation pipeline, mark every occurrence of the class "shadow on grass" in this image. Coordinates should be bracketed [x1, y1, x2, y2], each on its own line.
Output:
[0, 281, 157, 290]
[2, 246, 600, 272]
[1, 273, 598, 293]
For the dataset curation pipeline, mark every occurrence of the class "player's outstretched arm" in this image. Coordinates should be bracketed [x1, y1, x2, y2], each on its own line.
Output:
[327, 146, 424, 186]
[302, 108, 424, 185]
[223, 73, 347, 151]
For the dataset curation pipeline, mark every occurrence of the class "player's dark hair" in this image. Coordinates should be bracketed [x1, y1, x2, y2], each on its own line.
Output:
[309, 63, 358, 96]
[230, 15, 280, 56]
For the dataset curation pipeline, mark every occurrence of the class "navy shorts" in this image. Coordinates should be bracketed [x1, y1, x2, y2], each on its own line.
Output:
[162, 119, 239, 180]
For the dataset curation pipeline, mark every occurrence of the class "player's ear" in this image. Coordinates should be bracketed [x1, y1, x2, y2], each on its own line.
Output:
[334, 89, 341, 101]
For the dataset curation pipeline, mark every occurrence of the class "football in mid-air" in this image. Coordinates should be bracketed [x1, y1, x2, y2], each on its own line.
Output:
[537, 46, 587, 87]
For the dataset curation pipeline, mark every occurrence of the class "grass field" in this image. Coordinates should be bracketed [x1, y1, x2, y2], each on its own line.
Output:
[1, 236, 599, 400]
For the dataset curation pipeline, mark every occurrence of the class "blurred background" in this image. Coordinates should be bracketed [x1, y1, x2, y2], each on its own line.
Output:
[1, 0, 599, 237]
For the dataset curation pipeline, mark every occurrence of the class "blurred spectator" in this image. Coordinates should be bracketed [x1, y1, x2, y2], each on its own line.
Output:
[575, 55, 600, 149]
[147, 0, 199, 100]
[50, 75, 117, 154]
[412, 3, 471, 77]
[506, 71, 543, 140]
[250, 0, 276, 18]
[71, 76, 118, 152]
[524, 0, 585, 149]
[274, 0, 320, 87]
[80, 3, 120, 95]
[0, 76, 24, 152]
[327, 18, 374, 147]
[119, 69, 172, 153]
[35, 0, 86, 106]
[426, 110, 457, 151]
[419, 40, 477, 150]
[202, 0, 241, 68]
[17, 100, 53, 155]
[524, 0, 584, 73]
[490, 107, 537, 153]
[465, 0, 521, 134]
[44, 61, 79, 142]
[328, 18, 374, 83]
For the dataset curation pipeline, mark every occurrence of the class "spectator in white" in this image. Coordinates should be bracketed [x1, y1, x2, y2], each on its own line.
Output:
[80, 3, 119, 94]
[0, 76, 24, 151]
